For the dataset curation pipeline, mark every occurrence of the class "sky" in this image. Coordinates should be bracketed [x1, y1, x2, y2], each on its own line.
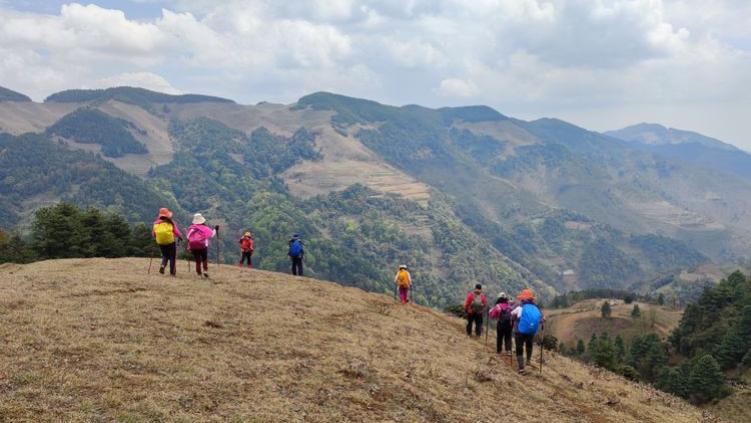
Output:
[0, 1, 749, 148]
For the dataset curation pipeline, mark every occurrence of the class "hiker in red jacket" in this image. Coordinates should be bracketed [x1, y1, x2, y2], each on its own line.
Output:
[238, 231, 254, 268]
[186, 213, 217, 279]
[464, 284, 487, 337]
[151, 207, 183, 276]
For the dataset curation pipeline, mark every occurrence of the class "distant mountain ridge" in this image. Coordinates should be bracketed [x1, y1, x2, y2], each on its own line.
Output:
[606, 123, 739, 151]
[0, 86, 31, 102]
[607, 123, 751, 182]
[45, 86, 234, 107]
[3, 86, 751, 306]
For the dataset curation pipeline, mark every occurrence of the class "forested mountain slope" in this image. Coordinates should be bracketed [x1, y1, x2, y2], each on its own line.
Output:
[1, 87, 749, 305]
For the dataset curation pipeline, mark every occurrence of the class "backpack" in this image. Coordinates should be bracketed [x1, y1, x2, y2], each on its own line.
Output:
[518, 303, 542, 335]
[470, 293, 484, 314]
[153, 222, 175, 245]
[289, 239, 302, 258]
[498, 303, 512, 323]
[241, 237, 253, 252]
[187, 226, 208, 250]
[396, 270, 410, 288]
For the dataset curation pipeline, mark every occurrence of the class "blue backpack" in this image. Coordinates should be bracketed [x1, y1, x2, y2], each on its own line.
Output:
[289, 239, 302, 258]
[518, 303, 542, 335]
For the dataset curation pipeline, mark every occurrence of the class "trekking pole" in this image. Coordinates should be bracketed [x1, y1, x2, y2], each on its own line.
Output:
[148, 250, 154, 274]
[485, 308, 489, 346]
[215, 226, 221, 270]
[539, 325, 544, 375]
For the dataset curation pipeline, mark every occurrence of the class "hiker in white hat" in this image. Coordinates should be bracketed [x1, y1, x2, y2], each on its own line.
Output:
[186, 213, 219, 278]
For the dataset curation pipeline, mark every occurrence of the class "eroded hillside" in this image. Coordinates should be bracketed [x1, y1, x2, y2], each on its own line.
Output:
[0, 259, 711, 422]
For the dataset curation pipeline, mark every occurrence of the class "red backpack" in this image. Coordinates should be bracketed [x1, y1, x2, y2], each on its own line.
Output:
[240, 237, 253, 252]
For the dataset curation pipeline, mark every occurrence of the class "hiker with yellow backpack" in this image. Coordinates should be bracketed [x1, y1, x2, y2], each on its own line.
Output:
[151, 208, 183, 276]
[394, 265, 412, 304]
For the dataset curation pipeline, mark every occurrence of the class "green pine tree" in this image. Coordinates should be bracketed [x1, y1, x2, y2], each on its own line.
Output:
[601, 301, 612, 318]
[657, 293, 665, 306]
[631, 304, 641, 318]
[576, 339, 586, 356]
[687, 355, 727, 404]
[614, 335, 626, 362]
[593, 336, 617, 371]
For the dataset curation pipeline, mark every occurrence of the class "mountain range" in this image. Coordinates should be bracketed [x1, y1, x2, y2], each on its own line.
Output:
[1, 85, 749, 306]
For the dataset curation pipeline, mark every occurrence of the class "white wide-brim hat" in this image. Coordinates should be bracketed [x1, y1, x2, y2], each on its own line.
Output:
[192, 213, 206, 225]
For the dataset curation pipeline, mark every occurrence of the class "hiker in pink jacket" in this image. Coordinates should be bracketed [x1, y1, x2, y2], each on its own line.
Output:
[186, 213, 217, 279]
[489, 293, 514, 355]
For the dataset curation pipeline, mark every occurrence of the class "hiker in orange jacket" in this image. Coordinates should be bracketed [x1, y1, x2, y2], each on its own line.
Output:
[238, 231, 254, 268]
[394, 265, 412, 304]
[464, 284, 487, 336]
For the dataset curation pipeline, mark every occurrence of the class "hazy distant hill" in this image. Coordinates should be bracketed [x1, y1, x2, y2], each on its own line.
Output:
[607, 123, 751, 182]
[3, 87, 751, 305]
[0, 86, 31, 102]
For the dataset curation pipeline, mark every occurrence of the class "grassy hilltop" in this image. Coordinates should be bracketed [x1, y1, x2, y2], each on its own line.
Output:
[0, 258, 710, 422]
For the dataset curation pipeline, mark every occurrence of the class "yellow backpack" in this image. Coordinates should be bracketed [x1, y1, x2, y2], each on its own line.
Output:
[396, 270, 410, 288]
[153, 222, 175, 245]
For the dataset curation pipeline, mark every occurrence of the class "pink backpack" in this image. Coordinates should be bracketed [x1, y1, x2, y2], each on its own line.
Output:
[187, 225, 209, 250]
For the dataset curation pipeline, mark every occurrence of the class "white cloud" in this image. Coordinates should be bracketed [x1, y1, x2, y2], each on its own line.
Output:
[0, 0, 748, 147]
[438, 78, 478, 98]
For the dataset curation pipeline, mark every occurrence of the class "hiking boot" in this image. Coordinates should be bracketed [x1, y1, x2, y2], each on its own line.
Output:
[517, 368, 526, 375]
[159, 266, 165, 275]
[526, 358, 532, 365]
[203, 273, 209, 279]
[506, 351, 513, 356]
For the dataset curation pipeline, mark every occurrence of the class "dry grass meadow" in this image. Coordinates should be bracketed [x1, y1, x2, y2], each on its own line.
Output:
[0, 259, 714, 422]
[545, 298, 684, 347]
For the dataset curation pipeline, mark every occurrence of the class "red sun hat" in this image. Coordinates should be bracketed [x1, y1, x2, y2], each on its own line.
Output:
[517, 288, 535, 301]
[158, 208, 173, 218]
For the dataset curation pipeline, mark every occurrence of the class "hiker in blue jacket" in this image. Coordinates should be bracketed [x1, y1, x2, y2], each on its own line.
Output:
[511, 288, 544, 374]
[288, 233, 304, 276]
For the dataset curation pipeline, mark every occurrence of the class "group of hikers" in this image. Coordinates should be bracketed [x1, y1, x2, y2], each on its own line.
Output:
[395, 265, 544, 374]
[152, 207, 542, 375]
[470, 285, 545, 374]
[150, 208, 305, 278]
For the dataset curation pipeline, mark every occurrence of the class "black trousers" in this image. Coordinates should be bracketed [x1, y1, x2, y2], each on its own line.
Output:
[291, 257, 303, 276]
[192, 248, 208, 274]
[515, 332, 535, 361]
[466, 313, 483, 336]
[159, 242, 177, 275]
[240, 251, 252, 266]
[497, 321, 513, 353]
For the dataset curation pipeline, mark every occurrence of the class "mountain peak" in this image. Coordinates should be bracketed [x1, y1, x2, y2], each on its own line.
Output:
[0, 86, 32, 102]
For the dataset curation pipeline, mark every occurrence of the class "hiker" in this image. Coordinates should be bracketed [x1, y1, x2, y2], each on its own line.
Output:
[464, 284, 487, 337]
[238, 231, 254, 268]
[152, 208, 183, 276]
[511, 288, 544, 374]
[288, 233, 304, 276]
[489, 292, 514, 355]
[394, 265, 412, 304]
[186, 213, 217, 279]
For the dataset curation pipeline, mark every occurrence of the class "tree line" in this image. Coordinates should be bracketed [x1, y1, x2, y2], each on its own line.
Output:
[0, 203, 157, 264]
[557, 272, 751, 404]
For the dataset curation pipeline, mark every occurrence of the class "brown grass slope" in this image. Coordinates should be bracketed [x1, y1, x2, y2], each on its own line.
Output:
[0, 259, 711, 422]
